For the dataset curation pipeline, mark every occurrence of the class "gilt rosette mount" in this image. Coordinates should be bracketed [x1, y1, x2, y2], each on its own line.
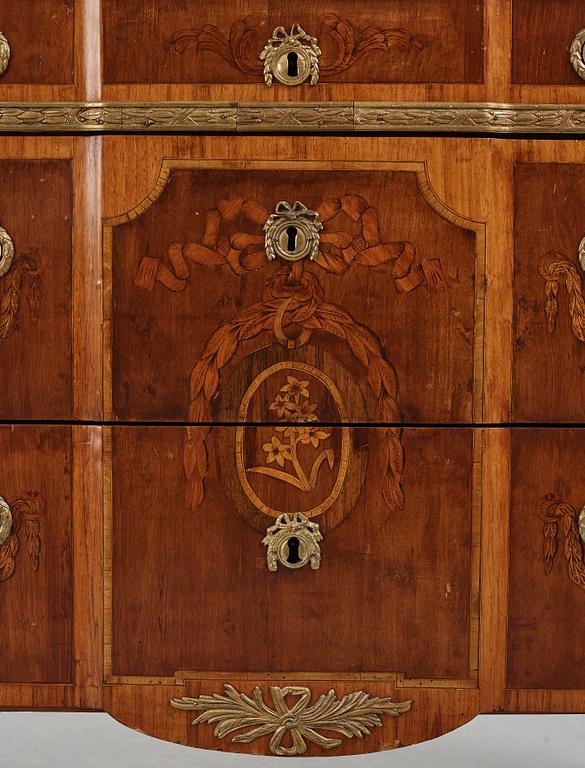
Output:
[0, 226, 14, 278]
[571, 28, 585, 81]
[264, 201, 323, 263]
[0, 31, 9, 77]
[0, 496, 12, 546]
[260, 24, 321, 86]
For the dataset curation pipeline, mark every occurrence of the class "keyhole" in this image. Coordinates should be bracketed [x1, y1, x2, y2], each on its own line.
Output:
[285, 536, 301, 564]
[287, 51, 299, 78]
[286, 226, 298, 253]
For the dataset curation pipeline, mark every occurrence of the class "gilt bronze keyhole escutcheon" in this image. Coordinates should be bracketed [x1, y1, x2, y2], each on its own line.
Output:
[260, 24, 321, 86]
[264, 201, 322, 263]
[263, 513, 323, 571]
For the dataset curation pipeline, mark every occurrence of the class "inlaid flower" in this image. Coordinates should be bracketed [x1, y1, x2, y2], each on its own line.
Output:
[292, 399, 318, 421]
[269, 394, 297, 420]
[280, 376, 310, 400]
[296, 426, 330, 448]
[262, 436, 293, 467]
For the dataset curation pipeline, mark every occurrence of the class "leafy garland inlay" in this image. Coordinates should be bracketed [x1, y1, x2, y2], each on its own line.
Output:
[539, 250, 585, 343]
[0, 238, 41, 344]
[134, 194, 449, 518]
[171, 684, 411, 756]
[171, 14, 421, 81]
[543, 495, 585, 591]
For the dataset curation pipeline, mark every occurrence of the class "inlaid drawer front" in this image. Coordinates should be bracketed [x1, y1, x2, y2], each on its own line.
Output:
[508, 429, 585, 692]
[102, 0, 483, 93]
[0, 426, 73, 689]
[512, 0, 585, 93]
[0, 1, 76, 96]
[104, 425, 480, 753]
[513, 162, 585, 422]
[0, 157, 73, 420]
[105, 160, 484, 424]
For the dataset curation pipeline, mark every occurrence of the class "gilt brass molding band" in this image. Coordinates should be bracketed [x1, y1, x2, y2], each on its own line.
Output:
[6, 102, 585, 134]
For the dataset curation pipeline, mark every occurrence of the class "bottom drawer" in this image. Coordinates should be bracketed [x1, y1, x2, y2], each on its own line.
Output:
[104, 424, 480, 755]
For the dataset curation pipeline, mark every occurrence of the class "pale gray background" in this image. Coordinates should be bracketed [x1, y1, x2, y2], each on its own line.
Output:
[0, 714, 583, 767]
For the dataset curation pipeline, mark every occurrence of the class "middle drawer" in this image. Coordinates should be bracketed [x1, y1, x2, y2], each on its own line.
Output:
[104, 149, 484, 425]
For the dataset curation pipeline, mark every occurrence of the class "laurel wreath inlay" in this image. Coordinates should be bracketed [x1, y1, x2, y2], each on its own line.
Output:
[543, 496, 585, 592]
[539, 251, 585, 343]
[171, 684, 411, 756]
[0, 238, 41, 344]
[134, 193, 449, 520]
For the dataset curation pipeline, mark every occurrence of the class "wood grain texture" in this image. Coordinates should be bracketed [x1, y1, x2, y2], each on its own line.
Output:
[105, 157, 484, 424]
[508, 429, 585, 692]
[73, 137, 102, 420]
[0, 154, 73, 420]
[0, 426, 73, 687]
[102, 0, 482, 86]
[72, 426, 103, 710]
[479, 429, 509, 713]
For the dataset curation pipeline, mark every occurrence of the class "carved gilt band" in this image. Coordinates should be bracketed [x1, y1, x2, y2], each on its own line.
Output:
[5, 103, 585, 134]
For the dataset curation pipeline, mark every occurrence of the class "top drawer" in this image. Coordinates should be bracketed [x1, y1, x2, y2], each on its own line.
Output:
[102, 0, 485, 102]
[0, 0, 77, 100]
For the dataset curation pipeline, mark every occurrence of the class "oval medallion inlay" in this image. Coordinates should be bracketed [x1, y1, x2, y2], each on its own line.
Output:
[236, 362, 350, 520]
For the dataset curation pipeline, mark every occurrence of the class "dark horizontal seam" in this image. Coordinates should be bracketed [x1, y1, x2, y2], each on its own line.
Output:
[0, 419, 584, 429]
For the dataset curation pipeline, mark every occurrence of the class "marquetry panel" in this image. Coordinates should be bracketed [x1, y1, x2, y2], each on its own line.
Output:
[101, 0, 485, 102]
[0, 426, 73, 686]
[0, 157, 73, 420]
[105, 159, 484, 424]
[513, 162, 585, 422]
[508, 429, 585, 692]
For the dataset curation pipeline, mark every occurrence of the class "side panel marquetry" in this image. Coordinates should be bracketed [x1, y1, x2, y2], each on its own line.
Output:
[508, 430, 585, 694]
[513, 162, 585, 422]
